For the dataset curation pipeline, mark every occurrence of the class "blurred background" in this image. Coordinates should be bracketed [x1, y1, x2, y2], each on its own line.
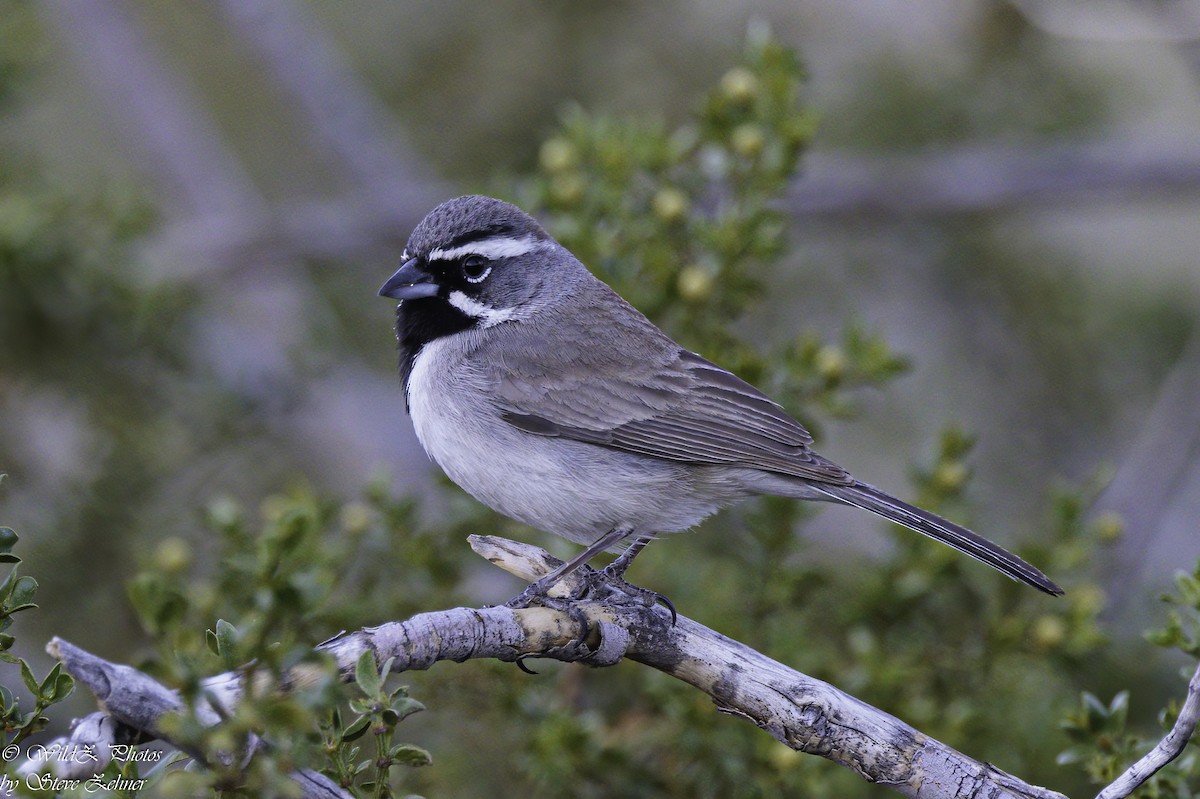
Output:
[1, 1, 1199, 796]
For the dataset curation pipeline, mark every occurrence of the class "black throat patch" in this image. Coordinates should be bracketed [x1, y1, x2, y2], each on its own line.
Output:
[395, 296, 475, 409]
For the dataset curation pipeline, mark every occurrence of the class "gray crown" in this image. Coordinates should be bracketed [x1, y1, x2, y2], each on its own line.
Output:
[405, 195, 549, 257]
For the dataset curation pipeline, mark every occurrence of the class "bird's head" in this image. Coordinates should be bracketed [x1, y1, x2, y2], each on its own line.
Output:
[380, 196, 576, 333]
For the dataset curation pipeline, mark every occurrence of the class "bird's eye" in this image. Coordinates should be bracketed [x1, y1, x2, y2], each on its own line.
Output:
[461, 255, 491, 283]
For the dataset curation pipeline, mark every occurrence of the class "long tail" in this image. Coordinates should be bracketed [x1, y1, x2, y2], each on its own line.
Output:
[814, 482, 1064, 596]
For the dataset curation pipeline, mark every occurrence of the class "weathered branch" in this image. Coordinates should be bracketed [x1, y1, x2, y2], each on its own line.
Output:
[36, 640, 348, 799]
[34, 535, 1085, 799]
[1095, 659, 1200, 799]
[34, 535, 1200, 798]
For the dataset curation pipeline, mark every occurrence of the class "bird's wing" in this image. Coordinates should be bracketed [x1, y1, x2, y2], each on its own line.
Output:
[491, 319, 851, 484]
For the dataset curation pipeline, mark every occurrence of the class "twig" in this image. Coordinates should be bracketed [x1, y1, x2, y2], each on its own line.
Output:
[1095, 659, 1200, 799]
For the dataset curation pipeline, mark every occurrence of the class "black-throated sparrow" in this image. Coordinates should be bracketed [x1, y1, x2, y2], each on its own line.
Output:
[380, 195, 1063, 605]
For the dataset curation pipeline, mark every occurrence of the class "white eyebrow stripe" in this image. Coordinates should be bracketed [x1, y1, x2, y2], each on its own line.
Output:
[429, 235, 544, 263]
[446, 290, 517, 328]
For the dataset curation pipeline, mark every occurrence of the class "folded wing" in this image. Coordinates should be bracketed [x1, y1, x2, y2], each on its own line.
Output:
[498, 346, 852, 484]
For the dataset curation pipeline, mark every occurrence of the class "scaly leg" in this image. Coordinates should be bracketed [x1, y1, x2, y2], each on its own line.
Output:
[593, 536, 676, 624]
[505, 525, 634, 609]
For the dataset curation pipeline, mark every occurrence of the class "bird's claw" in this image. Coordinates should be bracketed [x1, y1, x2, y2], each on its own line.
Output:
[585, 568, 677, 625]
[503, 565, 676, 634]
[514, 653, 540, 675]
[504, 590, 593, 672]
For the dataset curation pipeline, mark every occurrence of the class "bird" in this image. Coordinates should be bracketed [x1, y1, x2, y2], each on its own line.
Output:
[379, 195, 1063, 610]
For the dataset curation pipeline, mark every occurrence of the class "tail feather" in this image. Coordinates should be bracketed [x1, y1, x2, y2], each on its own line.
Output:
[814, 482, 1063, 596]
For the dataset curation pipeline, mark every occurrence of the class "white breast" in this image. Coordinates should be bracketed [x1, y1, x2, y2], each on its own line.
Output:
[404, 332, 737, 546]
[407, 332, 571, 531]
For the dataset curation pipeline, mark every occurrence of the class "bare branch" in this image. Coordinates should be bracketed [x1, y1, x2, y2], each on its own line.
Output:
[43, 536, 1073, 799]
[38, 640, 347, 799]
[1095, 659, 1200, 799]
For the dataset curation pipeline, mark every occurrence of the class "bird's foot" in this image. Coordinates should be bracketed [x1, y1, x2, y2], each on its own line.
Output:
[503, 566, 676, 626]
[503, 579, 555, 611]
[583, 566, 677, 625]
[504, 581, 593, 674]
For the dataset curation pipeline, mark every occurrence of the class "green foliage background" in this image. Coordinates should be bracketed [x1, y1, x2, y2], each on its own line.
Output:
[1, 3, 1198, 797]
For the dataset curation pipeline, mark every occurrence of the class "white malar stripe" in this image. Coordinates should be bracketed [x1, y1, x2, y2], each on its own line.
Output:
[429, 235, 543, 263]
[447, 290, 517, 328]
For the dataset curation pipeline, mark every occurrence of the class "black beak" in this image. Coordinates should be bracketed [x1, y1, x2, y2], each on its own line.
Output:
[379, 258, 440, 300]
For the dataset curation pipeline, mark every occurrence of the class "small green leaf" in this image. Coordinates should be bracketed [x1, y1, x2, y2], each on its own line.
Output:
[20, 659, 40, 696]
[1108, 691, 1130, 725]
[47, 673, 74, 703]
[1056, 749, 1083, 766]
[0, 632, 13, 651]
[214, 619, 240, 666]
[1146, 620, 1183, 649]
[341, 715, 371, 742]
[0, 567, 17, 602]
[38, 662, 61, 696]
[391, 697, 426, 723]
[9, 576, 37, 607]
[1083, 691, 1109, 727]
[23, 714, 49, 736]
[205, 628, 220, 656]
[0, 527, 17, 555]
[355, 650, 381, 697]
[0, 683, 13, 710]
[389, 743, 432, 767]
[0, 554, 20, 565]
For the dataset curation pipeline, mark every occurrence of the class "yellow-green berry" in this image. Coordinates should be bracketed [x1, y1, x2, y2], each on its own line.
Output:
[932, 461, 968, 492]
[731, 124, 765, 157]
[155, 536, 192, 573]
[719, 67, 759, 104]
[815, 345, 844, 381]
[1032, 615, 1067, 649]
[677, 265, 713, 301]
[652, 187, 689, 222]
[539, 137, 577, 173]
[340, 502, 372, 535]
[1094, 512, 1124, 543]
